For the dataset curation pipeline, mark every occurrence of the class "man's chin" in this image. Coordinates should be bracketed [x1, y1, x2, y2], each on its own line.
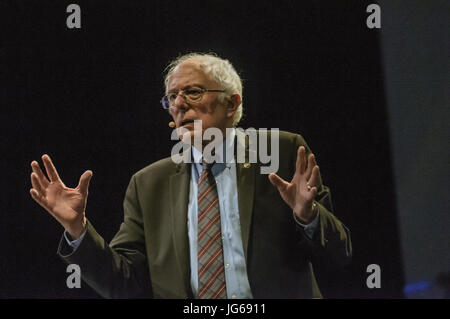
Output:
[178, 129, 200, 145]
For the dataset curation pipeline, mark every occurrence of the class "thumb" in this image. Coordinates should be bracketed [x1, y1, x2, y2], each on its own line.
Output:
[268, 173, 288, 192]
[78, 170, 93, 196]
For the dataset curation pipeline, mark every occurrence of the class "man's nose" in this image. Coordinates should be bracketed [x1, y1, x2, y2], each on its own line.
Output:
[172, 93, 189, 111]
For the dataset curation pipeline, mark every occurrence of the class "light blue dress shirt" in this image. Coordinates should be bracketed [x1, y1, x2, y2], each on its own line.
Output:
[188, 129, 253, 299]
[65, 128, 319, 299]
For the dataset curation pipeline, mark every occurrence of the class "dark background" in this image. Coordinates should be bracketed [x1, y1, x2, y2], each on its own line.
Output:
[1, 0, 447, 298]
[380, 0, 449, 298]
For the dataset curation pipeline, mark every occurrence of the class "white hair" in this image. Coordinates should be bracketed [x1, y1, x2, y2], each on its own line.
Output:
[164, 52, 243, 127]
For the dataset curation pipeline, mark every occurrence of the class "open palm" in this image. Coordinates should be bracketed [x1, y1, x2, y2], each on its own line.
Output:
[30, 154, 92, 238]
[269, 146, 321, 223]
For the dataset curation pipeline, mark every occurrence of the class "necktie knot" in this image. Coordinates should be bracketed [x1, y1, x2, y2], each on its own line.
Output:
[201, 158, 214, 171]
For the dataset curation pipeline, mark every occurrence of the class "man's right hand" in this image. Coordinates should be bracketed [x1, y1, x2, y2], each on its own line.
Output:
[29, 154, 93, 239]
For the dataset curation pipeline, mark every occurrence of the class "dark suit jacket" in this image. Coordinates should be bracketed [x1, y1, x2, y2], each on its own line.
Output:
[58, 129, 352, 298]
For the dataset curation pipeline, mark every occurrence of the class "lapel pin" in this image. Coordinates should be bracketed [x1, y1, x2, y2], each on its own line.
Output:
[244, 163, 251, 168]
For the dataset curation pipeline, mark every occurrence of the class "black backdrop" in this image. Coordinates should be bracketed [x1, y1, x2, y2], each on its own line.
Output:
[1, 0, 404, 298]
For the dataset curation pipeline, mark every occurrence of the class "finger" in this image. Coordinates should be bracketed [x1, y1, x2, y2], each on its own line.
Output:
[29, 188, 47, 208]
[30, 172, 45, 195]
[295, 146, 302, 172]
[308, 166, 321, 189]
[77, 170, 93, 196]
[30, 188, 39, 200]
[268, 173, 289, 192]
[303, 186, 318, 203]
[42, 154, 61, 182]
[309, 186, 318, 199]
[295, 146, 306, 175]
[312, 186, 318, 196]
[31, 160, 49, 188]
[305, 153, 316, 181]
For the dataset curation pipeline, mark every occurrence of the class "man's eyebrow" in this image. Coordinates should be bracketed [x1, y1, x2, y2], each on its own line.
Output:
[168, 84, 205, 92]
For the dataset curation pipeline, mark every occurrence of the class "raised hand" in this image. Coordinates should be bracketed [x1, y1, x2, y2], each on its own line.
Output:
[268, 146, 321, 223]
[29, 154, 93, 239]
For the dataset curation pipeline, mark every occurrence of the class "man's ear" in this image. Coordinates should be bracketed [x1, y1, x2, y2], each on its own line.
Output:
[226, 93, 241, 118]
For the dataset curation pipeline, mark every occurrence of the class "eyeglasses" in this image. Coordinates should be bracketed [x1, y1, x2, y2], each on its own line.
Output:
[161, 87, 225, 110]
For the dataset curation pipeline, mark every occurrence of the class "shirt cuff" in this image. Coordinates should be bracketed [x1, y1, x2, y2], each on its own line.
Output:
[293, 210, 319, 240]
[63, 229, 87, 250]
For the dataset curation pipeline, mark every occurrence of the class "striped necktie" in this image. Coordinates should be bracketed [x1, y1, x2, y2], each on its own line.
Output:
[197, 161, 227, 299]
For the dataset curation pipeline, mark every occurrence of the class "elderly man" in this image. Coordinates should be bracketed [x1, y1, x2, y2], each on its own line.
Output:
[29, 53, 351, 299]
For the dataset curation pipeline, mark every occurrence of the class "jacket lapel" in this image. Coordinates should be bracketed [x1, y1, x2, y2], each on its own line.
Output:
[169, 158, 192, 298]
[235, 129, 256, 261]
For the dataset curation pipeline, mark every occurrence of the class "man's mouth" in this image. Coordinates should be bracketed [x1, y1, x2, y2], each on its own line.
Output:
[181, 119, 195, 126]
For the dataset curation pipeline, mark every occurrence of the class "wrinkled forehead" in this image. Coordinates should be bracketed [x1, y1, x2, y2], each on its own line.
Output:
[167, 60, 216, 92]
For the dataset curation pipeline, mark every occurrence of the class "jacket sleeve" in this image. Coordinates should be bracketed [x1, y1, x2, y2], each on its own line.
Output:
[292, 133, 352, 269]
[57, 174, 153, 298]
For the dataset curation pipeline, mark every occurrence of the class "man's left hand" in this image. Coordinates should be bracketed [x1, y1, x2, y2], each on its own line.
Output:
[268, 146, 321, 224]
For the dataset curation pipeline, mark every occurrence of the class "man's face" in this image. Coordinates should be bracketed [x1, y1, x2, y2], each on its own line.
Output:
[167, 60, 232, 143]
